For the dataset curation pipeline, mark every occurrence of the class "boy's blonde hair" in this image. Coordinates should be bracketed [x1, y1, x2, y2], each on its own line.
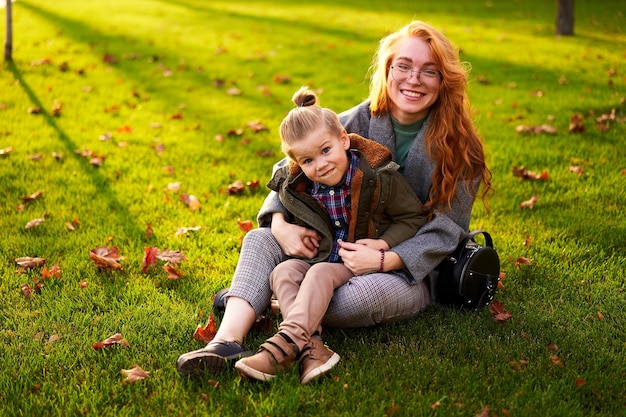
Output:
[280, 87, 344, 160]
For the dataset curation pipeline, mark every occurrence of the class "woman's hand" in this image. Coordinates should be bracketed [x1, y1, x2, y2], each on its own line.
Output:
[271, 213, 321, 259]
[354, 238, 390, 251]
[338, 239, 405, 276]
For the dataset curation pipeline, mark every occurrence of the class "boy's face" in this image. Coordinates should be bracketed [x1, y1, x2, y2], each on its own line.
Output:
[289, 128, 351, 186]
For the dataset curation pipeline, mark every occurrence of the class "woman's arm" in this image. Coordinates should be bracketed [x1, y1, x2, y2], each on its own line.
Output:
[270, 212, 321, 259]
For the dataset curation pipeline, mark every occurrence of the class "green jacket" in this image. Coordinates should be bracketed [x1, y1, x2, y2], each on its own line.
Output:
[267, 133, 428, 264]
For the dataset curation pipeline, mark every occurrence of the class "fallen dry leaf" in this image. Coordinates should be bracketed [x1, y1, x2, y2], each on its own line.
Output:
[227, 179, 245, 194]
[120, 365, 149, 383]
[175, 226, 202, 237]
[550, 354, 565, 367]
[180, 193, 201, 211]
[193, 314, 217, 344]
[516, 124, 557, 134]
[162, 263, 183, 280]
[156, 249, 187, 265]
[512, 166, 548, 181]
[237, 220, 254, 234]
[89, 246, 124, 270]
[25, 218, 45, 229]
[515, 257, 532, 270]
[568, 113, 585, 133]
[569, 165, 584, 175]
[93, 333, 130, 350]
[21, 190, 44, 202]
[489, 300, 512, 322]
[15, 257, 47, 268]
[520, 195, 539, 209]
[21, 283, 33, 298]
[142, 247, 160, 272]
[40, 264, 61, 280]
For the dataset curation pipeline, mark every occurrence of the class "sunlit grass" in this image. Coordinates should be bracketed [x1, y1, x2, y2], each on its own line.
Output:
[1, 0, 625, 416]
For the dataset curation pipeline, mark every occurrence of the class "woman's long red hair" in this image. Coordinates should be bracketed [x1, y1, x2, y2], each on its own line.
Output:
[369, 21, 492, 213]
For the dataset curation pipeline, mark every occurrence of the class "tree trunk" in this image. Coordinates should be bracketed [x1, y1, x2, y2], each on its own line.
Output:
[556, 0, 574, 36]
[4, 0, 13, 61]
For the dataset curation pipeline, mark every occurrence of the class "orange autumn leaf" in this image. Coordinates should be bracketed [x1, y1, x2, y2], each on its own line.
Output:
[162, 263, 183, 280]
[515, 257, 532, 270]
[41, 264, 61, 280]
[180, 193, 201, 211]
[489, 300, 512, 322]
[550, 354, 565, 367]
[237, 219, 254, 234]
[92, 333, 130, 350]
[89, 246, 124, 270]
[193, 314, 217, 344]
[120, 365, 149, 383]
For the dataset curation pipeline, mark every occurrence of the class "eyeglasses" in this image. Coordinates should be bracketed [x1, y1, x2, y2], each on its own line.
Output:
[390, 64, 441, 83]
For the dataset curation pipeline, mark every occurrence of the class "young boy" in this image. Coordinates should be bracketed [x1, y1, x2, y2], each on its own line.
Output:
[234, 87, 427, 384]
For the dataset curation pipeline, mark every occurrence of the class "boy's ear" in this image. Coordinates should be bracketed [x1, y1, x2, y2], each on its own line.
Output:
[341, 129, 350, 150]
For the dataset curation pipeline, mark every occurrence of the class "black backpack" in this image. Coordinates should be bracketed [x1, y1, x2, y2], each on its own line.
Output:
[435, 230, 500, 311]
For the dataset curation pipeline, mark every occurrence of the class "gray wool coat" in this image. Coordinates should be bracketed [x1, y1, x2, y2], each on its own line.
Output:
[259, 100, 475, 289]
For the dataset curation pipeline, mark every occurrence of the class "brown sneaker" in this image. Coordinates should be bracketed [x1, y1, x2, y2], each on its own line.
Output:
[299, 336, 340, 384]
[234, 334, 298, 382]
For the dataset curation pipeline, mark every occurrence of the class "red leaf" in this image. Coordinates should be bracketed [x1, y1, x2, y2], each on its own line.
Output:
[489, 300, 512, 322]
[93, 333, 130, 350]
[515, 257, 532, 270]
[193, 314, 217, 344]
[142, 247, 159, 272]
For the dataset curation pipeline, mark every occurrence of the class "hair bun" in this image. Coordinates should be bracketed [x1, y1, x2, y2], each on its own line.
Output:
[292, 86, 318, 108]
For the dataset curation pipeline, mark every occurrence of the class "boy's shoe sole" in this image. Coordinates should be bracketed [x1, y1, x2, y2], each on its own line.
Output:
[177, 341, 252, 377]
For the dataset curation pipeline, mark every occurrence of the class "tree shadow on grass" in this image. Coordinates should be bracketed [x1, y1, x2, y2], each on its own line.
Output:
[6, 61, 144, 241]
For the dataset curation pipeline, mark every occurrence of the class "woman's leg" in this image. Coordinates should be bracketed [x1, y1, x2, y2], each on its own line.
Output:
[322, 273, 431, 328]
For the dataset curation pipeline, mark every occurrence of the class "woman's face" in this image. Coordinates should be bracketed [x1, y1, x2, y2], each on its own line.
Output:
[386, 36, 441, 124]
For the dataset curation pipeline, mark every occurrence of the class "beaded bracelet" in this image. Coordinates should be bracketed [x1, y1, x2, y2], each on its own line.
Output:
[379, 249, 385, 272]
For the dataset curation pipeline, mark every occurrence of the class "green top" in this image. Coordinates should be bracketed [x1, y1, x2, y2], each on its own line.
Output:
[391, 116, 426, 172]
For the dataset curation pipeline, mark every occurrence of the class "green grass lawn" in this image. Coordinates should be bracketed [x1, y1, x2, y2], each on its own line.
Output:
[1, 0, 625, 416]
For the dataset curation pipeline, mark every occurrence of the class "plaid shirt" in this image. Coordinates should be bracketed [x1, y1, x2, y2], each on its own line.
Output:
[307, 151, 360, 262]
